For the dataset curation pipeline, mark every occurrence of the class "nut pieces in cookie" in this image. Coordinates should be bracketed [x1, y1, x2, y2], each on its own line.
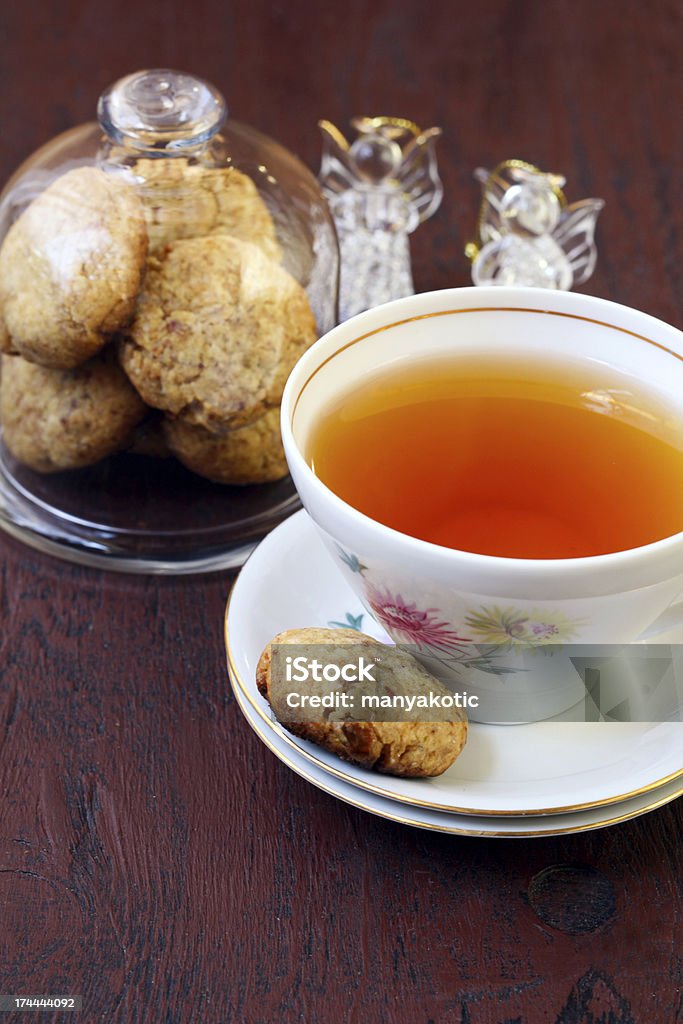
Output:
[0, 167, 147, 369]
[164, 407, 287, 485]
[256, 627, 468, 778]
[0, 154, 317, 485]
[133, 158, 282, 262]
[120, 234, 316, 433]
[0, 351, 147, 473]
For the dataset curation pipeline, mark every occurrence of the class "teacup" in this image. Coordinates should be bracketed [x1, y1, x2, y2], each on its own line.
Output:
[281, 287, 683, 722]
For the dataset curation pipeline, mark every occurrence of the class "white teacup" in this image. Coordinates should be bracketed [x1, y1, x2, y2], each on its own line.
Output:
[281, 287, 683, 722]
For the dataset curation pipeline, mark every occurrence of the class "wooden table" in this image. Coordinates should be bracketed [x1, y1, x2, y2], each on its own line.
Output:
[0, 2, 681, 1021]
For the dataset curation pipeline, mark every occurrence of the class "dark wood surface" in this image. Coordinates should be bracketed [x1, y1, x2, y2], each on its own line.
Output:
[1, 2, 682, 1021]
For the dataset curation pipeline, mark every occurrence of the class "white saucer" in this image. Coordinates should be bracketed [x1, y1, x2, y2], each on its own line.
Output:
[231, 659, 683, 837]
[225, 510, 683, 818]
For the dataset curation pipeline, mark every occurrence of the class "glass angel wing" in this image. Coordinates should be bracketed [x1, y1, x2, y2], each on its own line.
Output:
[467, 160, 604, 290]
[552, 197, 605, 285]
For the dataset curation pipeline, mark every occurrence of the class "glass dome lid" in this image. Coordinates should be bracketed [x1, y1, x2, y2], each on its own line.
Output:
[0, 69, 339, 573]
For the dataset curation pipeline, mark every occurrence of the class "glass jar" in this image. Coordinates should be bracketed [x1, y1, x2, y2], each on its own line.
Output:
[0, 69, 339, 572]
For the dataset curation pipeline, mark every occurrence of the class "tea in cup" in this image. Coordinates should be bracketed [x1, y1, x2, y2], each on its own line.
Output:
[281, 287, 683, 722]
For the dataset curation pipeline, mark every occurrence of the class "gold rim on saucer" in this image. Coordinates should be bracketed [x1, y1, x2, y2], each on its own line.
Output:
[230, 668, 683, 838]
[224, 579, 683, 818]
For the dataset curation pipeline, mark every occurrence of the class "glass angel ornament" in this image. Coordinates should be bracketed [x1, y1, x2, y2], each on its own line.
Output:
[466, 160, 604, 289]
[319, 116, 442, 321]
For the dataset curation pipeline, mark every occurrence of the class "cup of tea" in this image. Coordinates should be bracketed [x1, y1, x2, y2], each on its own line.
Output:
[281, 287, 683, 722]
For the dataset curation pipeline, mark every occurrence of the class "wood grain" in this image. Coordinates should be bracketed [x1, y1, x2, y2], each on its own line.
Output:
[0, 2, 682, 1021]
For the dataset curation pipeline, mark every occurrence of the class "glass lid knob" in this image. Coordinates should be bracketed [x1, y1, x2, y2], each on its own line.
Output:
[97, 69, 227, 151]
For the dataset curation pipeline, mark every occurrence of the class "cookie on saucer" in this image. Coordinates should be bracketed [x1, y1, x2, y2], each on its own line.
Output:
[256, 627, 468, 778]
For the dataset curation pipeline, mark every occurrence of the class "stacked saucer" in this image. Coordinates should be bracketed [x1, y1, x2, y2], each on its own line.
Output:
[225, 511, 683, 838]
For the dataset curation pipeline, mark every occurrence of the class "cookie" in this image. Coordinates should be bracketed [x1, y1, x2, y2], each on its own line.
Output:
[163, 407, 287, 484]
[0, 351, 147, 473]
[133, 158, 281, 262]
[0, 167, 147, 369]
[256, 627, 468, 778]
[119, 234, 317, 432]
[0, 316, 10, 354]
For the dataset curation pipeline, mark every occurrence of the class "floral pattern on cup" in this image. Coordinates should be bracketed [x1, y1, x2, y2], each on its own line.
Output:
[464, 605, 581, 645]
[335, 544, 583, 677]
[327, 611, 366, 631]
[364, 583, 471, 653]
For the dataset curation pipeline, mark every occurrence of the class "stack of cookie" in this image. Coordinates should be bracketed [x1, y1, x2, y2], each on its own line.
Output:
[0, 159, 317, 483]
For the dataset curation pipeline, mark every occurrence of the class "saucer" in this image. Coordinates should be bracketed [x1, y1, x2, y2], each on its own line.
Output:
[225, 510, 683, 817]
[231, 659, 683, 837]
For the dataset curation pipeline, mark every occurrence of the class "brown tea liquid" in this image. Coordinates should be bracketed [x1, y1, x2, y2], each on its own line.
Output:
[307, 354, 683, 558]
